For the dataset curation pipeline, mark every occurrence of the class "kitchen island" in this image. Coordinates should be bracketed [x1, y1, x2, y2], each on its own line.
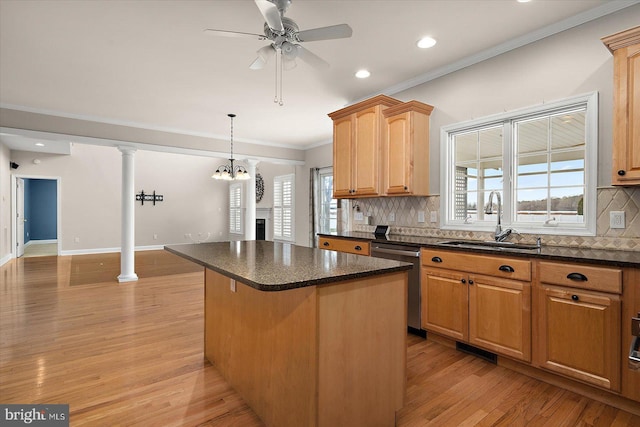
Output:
[165, 240, 411, 427]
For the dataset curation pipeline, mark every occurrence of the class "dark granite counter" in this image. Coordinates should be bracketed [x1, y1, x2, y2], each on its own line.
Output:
[165, 240, 412, 291]
[319, 232, 640, 268]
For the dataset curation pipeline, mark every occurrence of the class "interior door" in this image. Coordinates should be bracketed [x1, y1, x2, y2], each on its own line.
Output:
[16, 177, 25, 257]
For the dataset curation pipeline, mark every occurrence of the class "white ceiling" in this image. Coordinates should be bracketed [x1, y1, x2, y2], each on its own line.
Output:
[0, 0, 636, 153]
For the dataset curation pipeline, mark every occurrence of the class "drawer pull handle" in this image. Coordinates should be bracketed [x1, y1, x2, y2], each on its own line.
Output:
[323, 241, 329, 247]
[354, 245, 362, 251]
[431, 256, 443, 263]
[571, 294, 580, 301]
[499, 265, 514, 273]
[618, 170, 626, 176]
[567, 272, 588, 282]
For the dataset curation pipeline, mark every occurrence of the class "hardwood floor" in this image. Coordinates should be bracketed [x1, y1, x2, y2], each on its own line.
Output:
[1, 251, 638, 426]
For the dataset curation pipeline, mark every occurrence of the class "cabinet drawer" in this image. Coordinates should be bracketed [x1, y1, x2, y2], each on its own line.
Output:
[319, 237, 371, 256]
[537, 261, 622, 294]
[421, 248, 531, 282]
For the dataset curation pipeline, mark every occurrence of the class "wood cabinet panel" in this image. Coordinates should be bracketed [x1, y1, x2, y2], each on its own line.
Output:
[353, 107, 380, 196]
[603, 26, 640, 185]
[318, 236, 370, 256]
[332, 117, 353, 197]
[469, 275, 531, 362]
[535, 285, 621, 391]
[538, 261, 622, 294]
[421, 267, 468, 341]
[421, 248, 531, 282]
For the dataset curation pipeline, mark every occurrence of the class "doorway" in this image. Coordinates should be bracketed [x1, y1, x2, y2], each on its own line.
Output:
[12, 175, 61, 258]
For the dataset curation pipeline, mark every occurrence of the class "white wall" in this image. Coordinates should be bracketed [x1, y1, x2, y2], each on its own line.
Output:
[393, 5, 640, 193]
[9, 144, 230, 253]
[0, 142, 11, 263]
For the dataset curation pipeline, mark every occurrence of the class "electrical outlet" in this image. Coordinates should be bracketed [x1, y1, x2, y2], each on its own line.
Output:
[153, 233, 158, 240]
[74, 237, 80, 243]
[430, 211, 438, 223]
[388, 212, 395, 222]
[610, 211, 625, 229]
[417, 211, 425, 223]
[354, 212, 364, 221]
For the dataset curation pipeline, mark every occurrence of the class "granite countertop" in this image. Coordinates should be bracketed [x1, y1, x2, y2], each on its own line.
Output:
[165, 240, 412, 291]
[319, 232, 640, 268]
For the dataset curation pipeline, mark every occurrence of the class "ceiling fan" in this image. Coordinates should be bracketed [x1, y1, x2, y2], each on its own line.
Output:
[204, 0, 353, 105]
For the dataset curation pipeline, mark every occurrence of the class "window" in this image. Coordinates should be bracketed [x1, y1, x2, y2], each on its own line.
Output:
[274, 174, 295, 241]
[318, 168, 337, 234]
[229, 182, 242, 235]
[441, 92, 597, 236]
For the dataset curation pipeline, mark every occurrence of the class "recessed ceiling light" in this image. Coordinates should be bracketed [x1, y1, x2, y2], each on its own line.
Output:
[517, 0, 532, 3]
[355, 69, 370, 79]
[35, 142, 45, 147]
[417, 36, 437, 49]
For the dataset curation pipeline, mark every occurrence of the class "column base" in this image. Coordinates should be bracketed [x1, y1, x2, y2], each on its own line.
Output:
[117, 273, 139, 283]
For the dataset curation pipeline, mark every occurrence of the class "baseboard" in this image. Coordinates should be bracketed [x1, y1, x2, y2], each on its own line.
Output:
[60, 245, 165, 256]
[0, 252, 12, 267]
[25, 239, 57, 247]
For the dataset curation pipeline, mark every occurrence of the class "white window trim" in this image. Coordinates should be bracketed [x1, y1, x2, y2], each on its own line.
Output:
[440, 92, 598, 236]
[229, 182, 243, 235]
[273, 173, 295, 242]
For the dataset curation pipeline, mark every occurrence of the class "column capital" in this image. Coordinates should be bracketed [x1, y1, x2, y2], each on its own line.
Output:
[118, 146, 137, 155]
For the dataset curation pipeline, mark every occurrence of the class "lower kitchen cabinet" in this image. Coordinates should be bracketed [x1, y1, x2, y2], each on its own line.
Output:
[421, 249, 532, 362]
[469, 275, 531, 361]
[534, 261, 622, 392]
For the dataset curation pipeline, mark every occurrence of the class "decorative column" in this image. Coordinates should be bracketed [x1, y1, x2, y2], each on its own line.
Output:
[118, 146, 138, 283]
[244, 159, 259, 240]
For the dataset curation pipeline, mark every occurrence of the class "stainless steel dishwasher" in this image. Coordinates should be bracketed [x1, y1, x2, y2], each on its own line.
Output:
[371, 242, 423, 336]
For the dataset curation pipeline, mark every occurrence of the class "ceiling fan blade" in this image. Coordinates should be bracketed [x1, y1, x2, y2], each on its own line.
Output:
[254, 0, 284, 33]
[297, 24, 353, 42]
[249, 44, 276, 70]
[203, 29, 266, 40]
[295, 45, 329, 69]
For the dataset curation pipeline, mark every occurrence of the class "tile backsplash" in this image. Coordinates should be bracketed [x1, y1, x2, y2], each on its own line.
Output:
[350, 187, 640, 252]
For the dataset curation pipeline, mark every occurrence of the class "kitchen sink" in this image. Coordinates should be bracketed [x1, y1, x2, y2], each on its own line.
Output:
[438, 240, 541, 253]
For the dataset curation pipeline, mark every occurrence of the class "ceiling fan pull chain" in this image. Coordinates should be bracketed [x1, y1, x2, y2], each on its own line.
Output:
[279, 49, 284, 106]
[274, 49, 279, 104]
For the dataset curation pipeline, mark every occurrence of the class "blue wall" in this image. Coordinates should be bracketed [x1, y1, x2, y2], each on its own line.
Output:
[23, 179, 31, 244]
[27, 179, 57, 241]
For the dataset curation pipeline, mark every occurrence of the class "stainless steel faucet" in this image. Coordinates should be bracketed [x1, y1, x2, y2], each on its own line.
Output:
[486, 191, 512, 242]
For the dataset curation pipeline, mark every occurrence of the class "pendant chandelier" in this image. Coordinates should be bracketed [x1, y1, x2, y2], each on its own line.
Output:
[212, 114, 250, 181]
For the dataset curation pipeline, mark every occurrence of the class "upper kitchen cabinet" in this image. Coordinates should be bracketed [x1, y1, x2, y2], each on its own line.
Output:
[602, 26, 640, 185]
[328, 95, 402, 198]
[382, 101, 434, 196]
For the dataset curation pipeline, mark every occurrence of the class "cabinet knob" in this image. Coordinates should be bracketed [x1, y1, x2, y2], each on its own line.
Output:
[618, 170, 626, 176]
[323, 241, 329, 247]
[468, 279, 474, 285]
[571, 294, 579, 301]
[498, 265, 515, 273]
[567, 272, 588, 282]
[354, 245, 362, 251]
[461, 278, 466, 284]
[404, 186, 408, 191]
[431, 256, 443, 263]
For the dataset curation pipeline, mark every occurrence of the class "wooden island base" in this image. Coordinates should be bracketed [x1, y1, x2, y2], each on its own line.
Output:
[204, 268, 408, 427]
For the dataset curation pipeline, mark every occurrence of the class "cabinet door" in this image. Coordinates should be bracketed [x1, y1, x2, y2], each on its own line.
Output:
[421, 268, 468, 341]
[612, 43, 640, 185]
[333, 116, 354, 197]
[535, 285, 621, 391]
[385, 112, 412, 194]
[468, 275, 531, 362]
[352, 107, 380, 196]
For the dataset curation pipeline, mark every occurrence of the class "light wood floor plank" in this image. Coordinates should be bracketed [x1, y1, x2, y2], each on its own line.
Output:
[1, 251, 639, 426]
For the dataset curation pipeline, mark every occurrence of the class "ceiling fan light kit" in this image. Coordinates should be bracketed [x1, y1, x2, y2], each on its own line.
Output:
[212, 114, 251, 181]
[205, 0, 353, 106]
